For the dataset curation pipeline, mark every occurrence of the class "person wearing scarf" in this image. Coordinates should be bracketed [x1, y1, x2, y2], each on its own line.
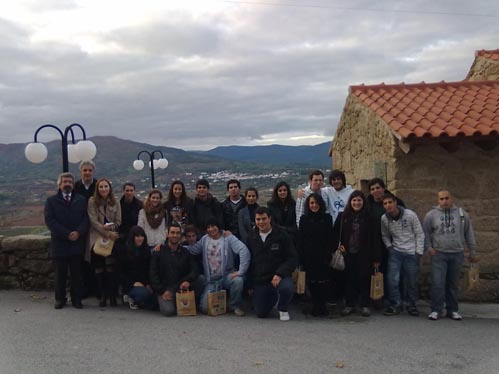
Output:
[138, 189, 167, 251]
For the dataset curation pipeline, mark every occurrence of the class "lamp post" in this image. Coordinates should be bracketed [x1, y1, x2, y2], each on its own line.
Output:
[25, 123, 96, 172]
[132, 150, 169, 189]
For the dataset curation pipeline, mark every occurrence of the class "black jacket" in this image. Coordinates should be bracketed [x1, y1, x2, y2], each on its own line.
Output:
[119, 242, 151, 293]
[297, 212, 333, 280]
[267, 200, 297, 238]
[73, 178, 97, 201]
[222, 196, 247, 238]
[44, 191, 89, 258]
[119, 196, 143, 238]
[150, 244, 199, 295]
[192, 193, 223, 231]
[332, 212, 382, 274]
[247, 225, 298, 285]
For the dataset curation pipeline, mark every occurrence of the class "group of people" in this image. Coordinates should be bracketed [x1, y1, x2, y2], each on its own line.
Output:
[44, 160, 479, 322]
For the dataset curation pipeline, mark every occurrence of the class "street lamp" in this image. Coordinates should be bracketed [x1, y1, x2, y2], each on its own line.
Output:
[133, 150, 169, 189]
[25, 123, 96, 172]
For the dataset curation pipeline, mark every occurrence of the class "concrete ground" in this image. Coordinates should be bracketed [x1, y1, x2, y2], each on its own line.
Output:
[1, 290, 499, 374]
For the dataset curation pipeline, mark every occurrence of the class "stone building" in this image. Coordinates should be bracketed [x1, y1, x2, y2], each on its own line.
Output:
[330, 49, 499, 300]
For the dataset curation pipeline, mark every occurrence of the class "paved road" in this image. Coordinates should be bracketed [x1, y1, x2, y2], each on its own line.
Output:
[1, 290, 498, 374]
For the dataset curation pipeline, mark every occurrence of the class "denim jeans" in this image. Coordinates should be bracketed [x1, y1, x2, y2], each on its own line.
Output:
[128, 286, 157, 309]
[387, 250, 419, 308]
[253, 277, 294, 318]
[430, 251, 464, 314]
[200, 274, 244, 314]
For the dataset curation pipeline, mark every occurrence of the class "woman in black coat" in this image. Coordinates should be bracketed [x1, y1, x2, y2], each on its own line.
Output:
[267, 181, 297, 241]
[118, 226, 156, 309]
[333, 190, 381, 317]
[297, 193, 333, 316]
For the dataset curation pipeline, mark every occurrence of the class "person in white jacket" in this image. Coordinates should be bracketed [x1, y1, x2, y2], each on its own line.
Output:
[322, 170, 354, 224]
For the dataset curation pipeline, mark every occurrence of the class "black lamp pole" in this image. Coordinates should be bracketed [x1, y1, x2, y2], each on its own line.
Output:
[136, 150, 165, 189]
[32, 123, 88, 172]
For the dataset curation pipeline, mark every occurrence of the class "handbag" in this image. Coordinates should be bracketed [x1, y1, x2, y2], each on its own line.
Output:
[176, 290, 197, 316]
[330, 215, 345, 271]
[370, 267, 384, 300]
[92, 236, 115, 257]
[330, 249, 345, 271]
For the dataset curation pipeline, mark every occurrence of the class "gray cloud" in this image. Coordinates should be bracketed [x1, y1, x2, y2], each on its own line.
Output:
[1, 1, 498, 149]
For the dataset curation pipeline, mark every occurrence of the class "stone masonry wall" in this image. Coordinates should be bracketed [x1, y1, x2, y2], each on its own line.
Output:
[466, 57, 499, 81]
[393, 142, 499, 302]
[0, 235, 54, 290]
[332, 95, 397, 189]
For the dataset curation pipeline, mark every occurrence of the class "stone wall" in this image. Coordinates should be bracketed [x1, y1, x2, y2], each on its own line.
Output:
[331, 97, 499, 302]
[466, 57, 499, 81]
[332, 95, 398, 190]
[393, 141, 499, 301]
[0, 235, 54, 290]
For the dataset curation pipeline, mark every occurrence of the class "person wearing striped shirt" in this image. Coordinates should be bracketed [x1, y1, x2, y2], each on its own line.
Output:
[381, 193, 424, 317]
[295, 170, 330, 228]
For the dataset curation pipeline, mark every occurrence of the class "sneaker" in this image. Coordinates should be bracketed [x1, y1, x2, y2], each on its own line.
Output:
[407, 306, 420, 317]
[428, 311, 439, 320]
[279, 311, 290, 321]
[360, 307, 371, 317]
[383, 306, 401, 316]
[448, 312, 462, 321]
[233, 308, 246, 317]
[128, 299, 139, 310]
[341, 306, 354, 316]
[123, 294, 130, 304]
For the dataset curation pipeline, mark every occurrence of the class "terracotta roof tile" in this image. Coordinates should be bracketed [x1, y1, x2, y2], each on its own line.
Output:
[350, 80, 499, 140]
[476, 49, 499, 62]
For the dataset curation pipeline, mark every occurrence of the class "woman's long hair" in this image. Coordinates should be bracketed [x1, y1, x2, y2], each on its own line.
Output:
[126, 225, 148, 255]
[342, 190, 369, 221]
[166, 180, 188, 205]
[269, 181, 294, 206]
[304, 193, 326, 216]
[92, 178, 117, 206]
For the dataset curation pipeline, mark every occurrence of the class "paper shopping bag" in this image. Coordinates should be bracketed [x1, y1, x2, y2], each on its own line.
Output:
[292, 268, 306, 294]
[207, 289, 226, 316]
[92, 237, 115, 257]
[176, 290, 196, 316]
[370, 270, 384, 300]
[464, 264, 480, 291]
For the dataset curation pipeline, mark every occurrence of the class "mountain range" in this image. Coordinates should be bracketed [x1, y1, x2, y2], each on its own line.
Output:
[0, 136, 332, 222]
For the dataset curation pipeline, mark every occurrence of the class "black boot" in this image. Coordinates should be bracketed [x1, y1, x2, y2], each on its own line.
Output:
[96, 273, 106, 307]
[107, 271, 117, 307]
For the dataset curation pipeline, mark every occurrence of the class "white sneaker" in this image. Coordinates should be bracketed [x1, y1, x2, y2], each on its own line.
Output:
[279, 311, 290, 321]
[128, 299, 139, 310]
[122, 294, 130, 303]
[428, 311, 439, 320]
[449, 312, 462, 321]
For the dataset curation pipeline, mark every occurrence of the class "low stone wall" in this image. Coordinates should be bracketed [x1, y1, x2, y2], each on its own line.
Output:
[1, 235, 497, 302]
[0, 234, 54, 290]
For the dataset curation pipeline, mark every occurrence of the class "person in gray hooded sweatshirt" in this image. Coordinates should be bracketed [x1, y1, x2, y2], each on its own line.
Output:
[423, 190, 479, 321]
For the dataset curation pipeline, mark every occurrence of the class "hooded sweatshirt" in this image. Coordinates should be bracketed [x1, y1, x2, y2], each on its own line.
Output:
[423, 205, 477, 255]
[323, 184, 354, 224]
[381, 206, 425, 255]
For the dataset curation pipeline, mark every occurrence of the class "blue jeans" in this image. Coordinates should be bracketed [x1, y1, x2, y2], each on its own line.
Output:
[387, 250, 419, 308]
[431, 251, 464, 314]
[200, 274, 244, 314]
[253, 277, 294, 318]
[128, 286, 157, 309]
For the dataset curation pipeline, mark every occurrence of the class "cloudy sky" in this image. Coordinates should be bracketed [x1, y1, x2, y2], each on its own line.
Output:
[1, 0, 498, 150]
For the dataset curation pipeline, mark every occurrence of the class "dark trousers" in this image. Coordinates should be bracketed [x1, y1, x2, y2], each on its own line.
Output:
[345, 253, 370, 308]
[54, 255, 83, 302]
[253, 277, 294, 317]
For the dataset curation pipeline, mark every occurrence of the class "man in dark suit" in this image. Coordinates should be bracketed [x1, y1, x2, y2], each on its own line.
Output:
[45, 172, 89, 309]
